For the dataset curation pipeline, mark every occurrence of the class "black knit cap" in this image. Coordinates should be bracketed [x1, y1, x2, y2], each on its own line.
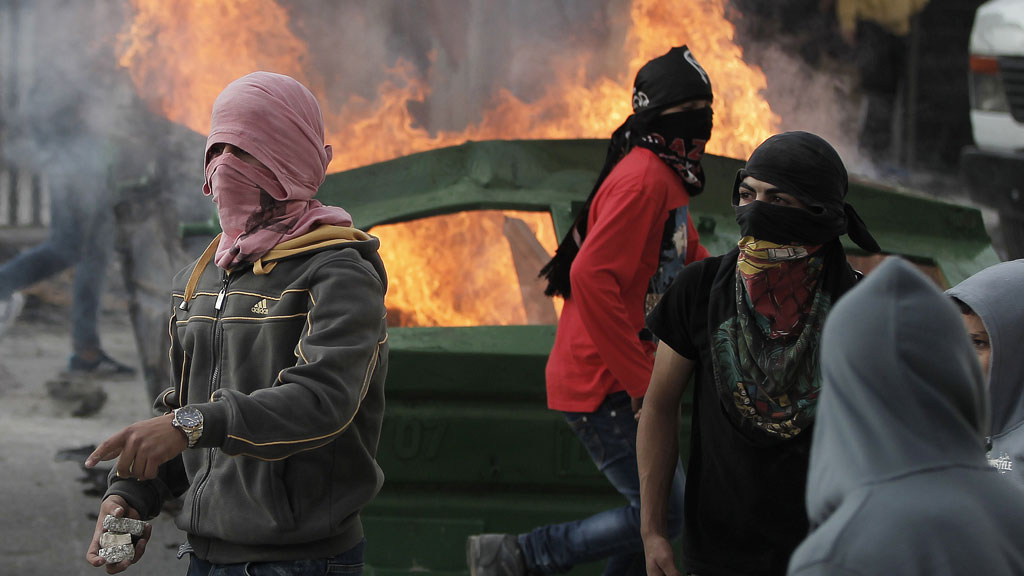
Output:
[632, 45, 713, 113]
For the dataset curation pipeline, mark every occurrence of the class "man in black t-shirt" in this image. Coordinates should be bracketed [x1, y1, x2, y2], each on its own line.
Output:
[636, 132, 881, 576]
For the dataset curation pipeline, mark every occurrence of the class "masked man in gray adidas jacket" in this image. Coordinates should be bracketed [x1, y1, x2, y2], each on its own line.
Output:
[84, 72, 388, 576]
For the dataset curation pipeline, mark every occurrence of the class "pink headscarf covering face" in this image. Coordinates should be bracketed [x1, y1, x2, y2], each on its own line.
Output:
[204, 71, 352, 269]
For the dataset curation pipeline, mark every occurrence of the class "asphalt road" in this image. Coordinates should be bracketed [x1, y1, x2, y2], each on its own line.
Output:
[0, 279, 186, 575]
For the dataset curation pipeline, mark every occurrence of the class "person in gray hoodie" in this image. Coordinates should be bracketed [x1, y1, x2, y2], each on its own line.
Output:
[946, 259, 1024, 485]
[787, 258, 1024, 576]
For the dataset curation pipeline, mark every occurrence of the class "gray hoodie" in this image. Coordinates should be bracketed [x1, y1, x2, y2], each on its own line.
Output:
[106, 228, 388, 564]
[947, 259, 1024, 485]
[788, 258, 1024, 576]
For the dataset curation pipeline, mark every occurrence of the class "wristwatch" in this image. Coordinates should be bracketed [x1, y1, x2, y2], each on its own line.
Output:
[171, 406, 204, 448]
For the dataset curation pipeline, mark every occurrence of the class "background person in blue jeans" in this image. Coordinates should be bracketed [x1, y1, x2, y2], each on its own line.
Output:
[0, 70, 136, 377]
[467, 45, 715, 576]
[530, 392, 687, 574]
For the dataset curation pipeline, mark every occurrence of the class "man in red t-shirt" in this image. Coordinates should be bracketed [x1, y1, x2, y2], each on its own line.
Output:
[468, 45, 714, 576]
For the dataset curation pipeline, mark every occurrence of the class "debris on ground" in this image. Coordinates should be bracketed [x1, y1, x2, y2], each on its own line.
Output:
[45, 377, 108, 417]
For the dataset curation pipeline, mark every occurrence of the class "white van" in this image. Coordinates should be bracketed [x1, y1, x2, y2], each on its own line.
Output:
[962, 0, 1024, 258]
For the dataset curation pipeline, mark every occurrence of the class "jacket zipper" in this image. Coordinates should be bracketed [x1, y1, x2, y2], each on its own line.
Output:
[190, 269, 230, 535]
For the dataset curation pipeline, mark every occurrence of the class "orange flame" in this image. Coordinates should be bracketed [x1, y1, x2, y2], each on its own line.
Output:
[375, 211, 559, 327]
[118, 0, 316, 138]
[118, 0, 777, 326]
[119, 0, 776, 169]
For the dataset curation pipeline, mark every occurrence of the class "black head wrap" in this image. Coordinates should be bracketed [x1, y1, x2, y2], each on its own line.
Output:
[732, 131, 881, 253]
[540, 46, 714, 298]
[678, 133, 879, 445]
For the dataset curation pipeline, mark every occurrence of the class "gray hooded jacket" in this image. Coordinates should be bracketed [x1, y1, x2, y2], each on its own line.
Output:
[947, 259, 1024, 485]
[788, 258, 1024, 576]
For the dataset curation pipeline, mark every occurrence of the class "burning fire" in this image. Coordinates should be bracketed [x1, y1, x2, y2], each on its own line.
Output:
[374, 211, 559, 327]
[118, 0, 777, 326]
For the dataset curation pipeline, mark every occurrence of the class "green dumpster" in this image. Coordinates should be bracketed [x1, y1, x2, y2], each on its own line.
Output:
[313, 139, 999, 575]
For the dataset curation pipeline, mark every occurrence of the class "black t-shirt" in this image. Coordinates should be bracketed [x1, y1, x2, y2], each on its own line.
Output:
[648, 250, 811, 576]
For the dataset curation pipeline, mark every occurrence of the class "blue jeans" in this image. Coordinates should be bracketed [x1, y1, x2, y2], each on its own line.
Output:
[0, 147, 112, 353]
[519, 392, 686, 575]
[185, 539, 365, 576]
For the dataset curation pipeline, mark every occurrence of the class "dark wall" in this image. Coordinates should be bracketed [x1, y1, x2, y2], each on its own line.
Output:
[910, 0, 987, 171]
[728, 0, 986, 176]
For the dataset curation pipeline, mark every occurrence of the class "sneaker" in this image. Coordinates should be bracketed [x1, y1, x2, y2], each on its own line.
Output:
[467, 534, 527, 576]
[68, 350, 138, 379]
[0, 292, 25, 338]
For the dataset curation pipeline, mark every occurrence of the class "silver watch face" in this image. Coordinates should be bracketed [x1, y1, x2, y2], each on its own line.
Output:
[176, 406, 203, 428]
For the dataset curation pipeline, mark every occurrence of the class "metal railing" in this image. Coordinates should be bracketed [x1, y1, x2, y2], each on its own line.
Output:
[0, 166, 49, 227]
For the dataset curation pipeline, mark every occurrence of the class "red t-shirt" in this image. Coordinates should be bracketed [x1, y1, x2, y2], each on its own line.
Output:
[546, 147, 708, 412]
